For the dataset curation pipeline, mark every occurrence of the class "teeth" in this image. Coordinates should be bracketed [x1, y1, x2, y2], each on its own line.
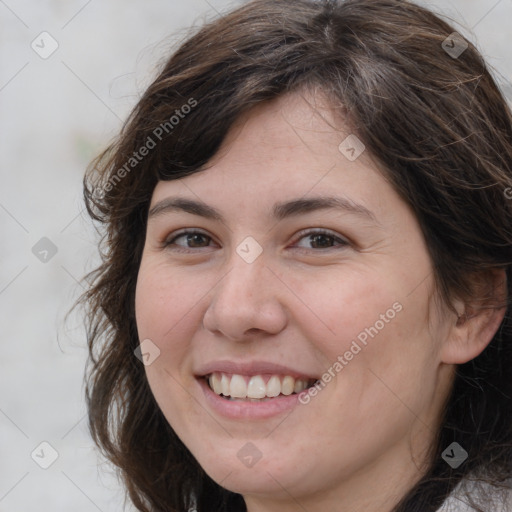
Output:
[207, 372, 312, 400]
[266, 375, 281, 397]
[221, 373, 230, 396]
[281, 375, 294, 396]
[211, 373, 222, 394]
[294, 378, 307, 393]
[230, 374, 247, 398]
[247, 376, 266, 399]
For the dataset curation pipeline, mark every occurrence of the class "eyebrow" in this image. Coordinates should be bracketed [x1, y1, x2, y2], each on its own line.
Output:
[148, 195, 379, 224]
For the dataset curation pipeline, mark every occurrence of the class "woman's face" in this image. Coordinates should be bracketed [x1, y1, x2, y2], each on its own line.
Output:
[135, 91, 455, 510]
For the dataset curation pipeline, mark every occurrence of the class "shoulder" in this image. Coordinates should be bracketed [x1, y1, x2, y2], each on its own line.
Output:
[437, 478, 512, 512]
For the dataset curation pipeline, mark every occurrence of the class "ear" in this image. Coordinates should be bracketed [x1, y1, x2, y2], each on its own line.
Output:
[440, 269, 508, 364]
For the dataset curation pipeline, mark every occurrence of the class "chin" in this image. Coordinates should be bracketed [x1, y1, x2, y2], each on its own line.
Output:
[195, 446, 313, 499]
[211, 465, 292, 497]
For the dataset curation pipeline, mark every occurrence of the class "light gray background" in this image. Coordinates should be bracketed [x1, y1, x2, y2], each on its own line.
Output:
[1, 1, 511, 510]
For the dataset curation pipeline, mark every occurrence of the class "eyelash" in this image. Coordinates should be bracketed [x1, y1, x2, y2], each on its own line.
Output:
[162, 228, 349, 253]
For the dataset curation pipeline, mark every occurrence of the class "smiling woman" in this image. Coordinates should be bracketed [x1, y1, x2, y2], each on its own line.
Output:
[80, 1, 512, 511]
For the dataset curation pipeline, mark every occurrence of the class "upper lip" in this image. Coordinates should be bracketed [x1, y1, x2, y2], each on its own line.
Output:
[195, 360, 319, 380]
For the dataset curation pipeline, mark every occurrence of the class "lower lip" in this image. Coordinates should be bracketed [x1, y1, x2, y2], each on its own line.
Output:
[197, 378, 304, 420]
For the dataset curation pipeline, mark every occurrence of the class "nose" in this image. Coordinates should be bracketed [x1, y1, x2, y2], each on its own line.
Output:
[202, 253, 288, 341]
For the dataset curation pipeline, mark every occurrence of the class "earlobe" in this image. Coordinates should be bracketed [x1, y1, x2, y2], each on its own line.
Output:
[441, 270, 507, 365]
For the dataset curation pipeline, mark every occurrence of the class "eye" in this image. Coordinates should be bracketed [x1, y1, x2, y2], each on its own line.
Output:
[163, 230, 215, 251]
[292, 229, 349, 251]
[162, 228, 349, 253]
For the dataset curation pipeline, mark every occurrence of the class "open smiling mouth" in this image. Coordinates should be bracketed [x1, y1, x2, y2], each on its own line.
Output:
[204, 372, 319, 402]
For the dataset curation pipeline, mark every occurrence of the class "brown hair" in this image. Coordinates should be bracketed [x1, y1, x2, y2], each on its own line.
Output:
[80, 1, 512, 510]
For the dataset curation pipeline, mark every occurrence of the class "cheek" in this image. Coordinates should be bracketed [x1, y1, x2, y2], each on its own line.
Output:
[134, 261, 210, 438]
[135, 261, 206, 347]
[281, 265, 405, 357]
[134, 260, 205, 420]
[287, 262, 438, 415]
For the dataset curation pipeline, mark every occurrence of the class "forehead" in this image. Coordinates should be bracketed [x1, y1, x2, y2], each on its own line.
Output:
[206, 89, 351, 166]
[150, 91, 384, 205]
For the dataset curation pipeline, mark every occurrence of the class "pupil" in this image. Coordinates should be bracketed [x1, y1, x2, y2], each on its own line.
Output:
[188, 234, 206, 247]
[312, 234, 332, 248]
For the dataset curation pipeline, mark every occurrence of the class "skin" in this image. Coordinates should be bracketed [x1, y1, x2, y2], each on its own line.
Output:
[135, 90, 504, 512]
